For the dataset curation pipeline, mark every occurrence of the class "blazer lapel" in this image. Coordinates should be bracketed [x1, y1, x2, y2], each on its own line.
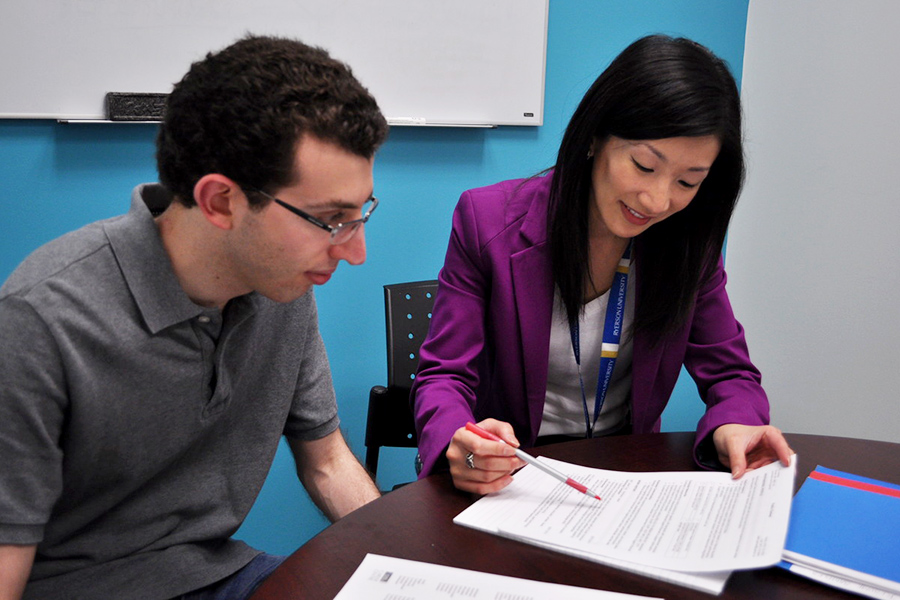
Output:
[510, 198, 554, 441]
[630, 255, 668, 432]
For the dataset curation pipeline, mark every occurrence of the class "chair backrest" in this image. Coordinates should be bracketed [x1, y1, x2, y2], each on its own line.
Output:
[364, 280, 438, 476]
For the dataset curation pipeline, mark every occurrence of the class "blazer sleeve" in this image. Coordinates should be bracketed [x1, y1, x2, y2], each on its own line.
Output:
[684, 257, 770, 465]
[411, 191, 491, 477]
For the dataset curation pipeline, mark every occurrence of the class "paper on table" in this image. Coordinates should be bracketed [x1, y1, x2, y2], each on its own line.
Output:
[488, 518, 729, 593]
[495, 456, 795, 572]
[333, 553, 663, 600]
[455, 467, 731, 596]
[454, 456, 795, 594]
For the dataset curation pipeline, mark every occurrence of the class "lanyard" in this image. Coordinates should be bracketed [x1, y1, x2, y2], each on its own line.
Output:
[568, 242, 632, 439]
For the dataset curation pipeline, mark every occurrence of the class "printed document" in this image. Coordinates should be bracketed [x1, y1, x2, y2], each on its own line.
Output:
[455, 456, 795, 594]
[333, 553, 662, 600]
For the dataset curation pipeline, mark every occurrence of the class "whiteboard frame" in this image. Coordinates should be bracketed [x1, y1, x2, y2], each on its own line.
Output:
[0, 0, 547, 127]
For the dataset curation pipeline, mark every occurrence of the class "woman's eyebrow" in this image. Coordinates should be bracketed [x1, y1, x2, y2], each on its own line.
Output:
[638, 142, 711, 172]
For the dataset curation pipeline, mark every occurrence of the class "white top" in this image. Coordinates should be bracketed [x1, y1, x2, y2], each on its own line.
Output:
[539, 272, 635, 438]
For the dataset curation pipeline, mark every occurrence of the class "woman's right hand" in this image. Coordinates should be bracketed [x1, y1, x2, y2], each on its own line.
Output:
[446, 418, 526, 494]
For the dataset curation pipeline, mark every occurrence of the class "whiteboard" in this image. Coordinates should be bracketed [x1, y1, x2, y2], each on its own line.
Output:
[0, 0, 547, 126]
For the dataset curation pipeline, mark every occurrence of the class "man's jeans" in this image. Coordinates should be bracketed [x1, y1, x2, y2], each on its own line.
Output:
[178, 553, 286, 600]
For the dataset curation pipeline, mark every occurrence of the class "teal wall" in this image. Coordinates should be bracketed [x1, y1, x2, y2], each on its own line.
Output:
[0, 1, 750, 555]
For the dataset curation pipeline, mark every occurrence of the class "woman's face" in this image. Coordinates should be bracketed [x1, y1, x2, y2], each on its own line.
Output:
[589, 135, 721, 240]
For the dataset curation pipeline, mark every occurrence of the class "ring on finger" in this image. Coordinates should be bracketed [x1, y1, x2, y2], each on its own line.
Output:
[465, 451, 476, 470]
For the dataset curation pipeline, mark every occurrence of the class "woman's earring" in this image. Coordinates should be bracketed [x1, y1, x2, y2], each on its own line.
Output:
[586, 148, 594, 159]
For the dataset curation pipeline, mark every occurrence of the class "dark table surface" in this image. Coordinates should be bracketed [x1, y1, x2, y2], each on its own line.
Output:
[251, 432, 900, 599]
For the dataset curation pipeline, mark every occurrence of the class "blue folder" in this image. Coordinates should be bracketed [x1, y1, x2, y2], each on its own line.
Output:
[781, 466, 900, 585]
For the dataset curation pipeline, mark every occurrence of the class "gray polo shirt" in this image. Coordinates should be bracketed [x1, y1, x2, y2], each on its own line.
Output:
[0, 184, 340, 600]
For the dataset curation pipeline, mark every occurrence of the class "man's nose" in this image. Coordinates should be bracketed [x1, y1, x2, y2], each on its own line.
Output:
[330, 225, 367, 265]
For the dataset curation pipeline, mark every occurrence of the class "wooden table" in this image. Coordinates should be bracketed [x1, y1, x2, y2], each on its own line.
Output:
[251, 432, 900, 599]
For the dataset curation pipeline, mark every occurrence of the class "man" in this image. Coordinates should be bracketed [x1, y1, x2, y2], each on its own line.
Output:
[0, 35, 388, 599]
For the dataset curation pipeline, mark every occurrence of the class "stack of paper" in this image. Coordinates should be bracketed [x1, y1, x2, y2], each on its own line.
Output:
[454, 456, 797, 596]
[780, 466, 900, 600]
[334, 554, 662, 599]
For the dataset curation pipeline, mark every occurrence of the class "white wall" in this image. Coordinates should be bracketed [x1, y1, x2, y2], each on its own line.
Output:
[728, 0, 900, 442]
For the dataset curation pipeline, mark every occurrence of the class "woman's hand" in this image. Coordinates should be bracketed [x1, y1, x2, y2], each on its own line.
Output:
[712, 423, 793, 479]
[446, 418, 526, 494]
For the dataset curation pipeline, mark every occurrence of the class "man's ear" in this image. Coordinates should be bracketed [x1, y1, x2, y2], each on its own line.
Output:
[193, 174, 243, 230]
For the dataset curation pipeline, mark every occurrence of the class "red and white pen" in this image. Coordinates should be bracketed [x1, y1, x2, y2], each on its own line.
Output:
[465, 422, 602, 502]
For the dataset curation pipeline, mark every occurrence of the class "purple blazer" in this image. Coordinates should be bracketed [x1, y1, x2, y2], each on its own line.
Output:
[411, 173, 770, 477]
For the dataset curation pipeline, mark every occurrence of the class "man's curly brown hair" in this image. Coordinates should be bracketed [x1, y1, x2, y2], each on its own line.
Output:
[156, 35, 388, 207]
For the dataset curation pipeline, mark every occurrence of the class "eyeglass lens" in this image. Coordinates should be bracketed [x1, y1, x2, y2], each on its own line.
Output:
[331, 198, 376, 245]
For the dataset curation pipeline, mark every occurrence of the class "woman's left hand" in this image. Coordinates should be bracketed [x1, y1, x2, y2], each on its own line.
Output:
[712, 424, 793, 479]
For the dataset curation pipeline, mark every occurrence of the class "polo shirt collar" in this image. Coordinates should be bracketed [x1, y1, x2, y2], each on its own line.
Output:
[103, 184, 260, 334]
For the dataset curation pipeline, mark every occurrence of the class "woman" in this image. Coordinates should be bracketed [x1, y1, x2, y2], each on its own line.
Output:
[411, 35, 792, 495]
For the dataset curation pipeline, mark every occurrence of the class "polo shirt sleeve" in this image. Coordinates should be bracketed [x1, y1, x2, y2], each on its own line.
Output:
[282, 291, 340, 442]
[0, 294, 66, 545]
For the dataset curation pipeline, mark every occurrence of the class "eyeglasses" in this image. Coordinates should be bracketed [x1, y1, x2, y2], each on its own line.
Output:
[247, 188, 377, 245]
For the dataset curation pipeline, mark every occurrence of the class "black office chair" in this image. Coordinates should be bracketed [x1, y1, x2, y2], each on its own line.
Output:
[364, 280, 438, 478]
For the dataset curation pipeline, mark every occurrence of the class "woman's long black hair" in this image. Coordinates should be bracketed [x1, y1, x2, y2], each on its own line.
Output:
[548, 35, 744, 341]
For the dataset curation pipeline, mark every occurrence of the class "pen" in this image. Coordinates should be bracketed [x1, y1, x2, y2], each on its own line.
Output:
[465, 422, 602, 501]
